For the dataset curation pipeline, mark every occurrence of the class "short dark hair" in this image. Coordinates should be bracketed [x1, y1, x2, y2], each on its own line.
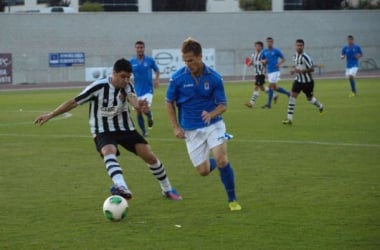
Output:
[266, 37, 273, 41]
[347, 35, 354, 40]
[296, 39, 304, 45]
[255, 41, 263, 47]
[181, 37, 202, 56]
[135, 40, 145, 47]
[113, 58, 132, 73]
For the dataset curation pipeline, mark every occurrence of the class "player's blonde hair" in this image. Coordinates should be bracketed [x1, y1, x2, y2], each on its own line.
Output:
[181, 37, 202, 56]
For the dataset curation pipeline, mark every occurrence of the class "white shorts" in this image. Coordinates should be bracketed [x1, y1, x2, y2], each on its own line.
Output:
[267, 71, 281, 83]
[185, 120, 227, 167]
[345, 67, 358, 77]
[137, 93, 153, 107]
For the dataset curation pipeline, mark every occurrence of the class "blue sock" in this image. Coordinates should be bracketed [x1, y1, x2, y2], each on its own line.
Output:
[137, 114, 145, 134]
[218, 163, 236, 202]
[349, 78, 356, 93]
[145, 111, 152, 119]
[209, 158, 217, 172]
[277, 87, 290, 97]
[267, 89, 274, 107]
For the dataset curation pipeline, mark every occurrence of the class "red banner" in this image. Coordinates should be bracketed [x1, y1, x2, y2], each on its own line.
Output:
[0, 53, 12, 84]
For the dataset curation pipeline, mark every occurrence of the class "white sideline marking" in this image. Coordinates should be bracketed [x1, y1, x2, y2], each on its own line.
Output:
[0, 133, 378, 148]
[236, 138, 380, 148]
[0, 111, 72, 126]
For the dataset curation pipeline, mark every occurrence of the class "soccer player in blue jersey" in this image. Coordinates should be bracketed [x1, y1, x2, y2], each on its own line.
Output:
[35, 58, 182, 202]
[130, 41, 160, 136]
[261, 37, 290, 109]
[341, 35, 363, 97]
[166, 38, 242, 211]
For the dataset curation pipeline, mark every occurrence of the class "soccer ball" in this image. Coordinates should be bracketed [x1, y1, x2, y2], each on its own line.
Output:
[102, 195, 128, 221]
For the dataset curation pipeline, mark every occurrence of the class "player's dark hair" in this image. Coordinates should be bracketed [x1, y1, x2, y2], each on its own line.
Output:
[347, 35, 354, 39]
[182, 38, 202, 56]
[266, 37, 273, 41]
[296, 39, 304, 45]
[113, 58, 132, 73]
[135, 40, 145, 47]
[255, 41, 263, 47]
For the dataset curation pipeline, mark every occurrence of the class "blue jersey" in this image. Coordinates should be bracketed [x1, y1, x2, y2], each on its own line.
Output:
[262, 48, 284, 73]
[130, 56, 159, 96]
[341, 44, 363, 68]
[166, 65, 226, 130]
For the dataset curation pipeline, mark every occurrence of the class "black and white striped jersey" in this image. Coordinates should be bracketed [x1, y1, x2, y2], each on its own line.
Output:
[251, 50, 265, 76]
[293, 52, 314, 83]
[74, 77, 136, 136]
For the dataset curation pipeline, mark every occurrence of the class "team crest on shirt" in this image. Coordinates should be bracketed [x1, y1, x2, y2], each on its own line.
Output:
[204, 81, 209, 90]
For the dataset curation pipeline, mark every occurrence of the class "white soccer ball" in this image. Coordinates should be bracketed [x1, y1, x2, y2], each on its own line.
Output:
[102, 195, 128, 221]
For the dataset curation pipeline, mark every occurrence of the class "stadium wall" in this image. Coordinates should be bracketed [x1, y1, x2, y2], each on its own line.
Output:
[0, 10, 379, 84]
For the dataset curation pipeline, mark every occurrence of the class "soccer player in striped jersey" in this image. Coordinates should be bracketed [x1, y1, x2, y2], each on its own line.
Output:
[261, 37, 290, 109]
[35, 58, 182, 201]
[166, 38, 241, 211]
[341, 35, 363, 97]
[130, 41, 160, 136]
[282, 39, 324, 125]
[245, 41, 277, 108]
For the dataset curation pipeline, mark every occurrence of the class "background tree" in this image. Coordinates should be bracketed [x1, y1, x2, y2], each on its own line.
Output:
[239, 0, 271, 10]
[357, 0, 380, 9]
[79, 1, 103, 12]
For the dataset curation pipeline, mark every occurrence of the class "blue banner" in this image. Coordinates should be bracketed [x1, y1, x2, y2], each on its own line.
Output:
[49, 52, 85, 67]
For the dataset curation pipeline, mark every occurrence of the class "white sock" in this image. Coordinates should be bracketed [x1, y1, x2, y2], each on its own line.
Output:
[148, 160, 172, 192]
[309, 97, 322, 108]
[250, 91, 259, 104]
[287, 96, 296, 120]
[104, 154, 128, 188]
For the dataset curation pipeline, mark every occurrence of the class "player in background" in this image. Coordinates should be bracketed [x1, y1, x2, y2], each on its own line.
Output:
[130, 41, 160, 136]
[341, 35, 363, 97]
[282, 39, 324, 125]
[166, 38, 242, 211]
[261, 37, 290, 109]
[245, 41, 278, 108]
[35, 58, 182, 201]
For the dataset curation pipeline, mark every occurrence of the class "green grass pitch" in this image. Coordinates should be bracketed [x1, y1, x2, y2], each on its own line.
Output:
[0, 78, 379, 250]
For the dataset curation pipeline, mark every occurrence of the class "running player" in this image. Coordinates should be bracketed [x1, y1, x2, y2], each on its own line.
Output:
[282, 39, 324, 125]
[35, 58, 182, 201]
[166, 38, 242, 211]
[245, 41, 277, 108]
[130, 41, 160, 136]
[341, 35, 363, 97]
[261, 37, 290, 109]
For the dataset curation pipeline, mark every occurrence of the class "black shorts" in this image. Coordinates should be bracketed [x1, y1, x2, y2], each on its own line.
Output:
[292, 80, 314, 98]
[94, 130, 147, 156]
[255, 75, 265, 86]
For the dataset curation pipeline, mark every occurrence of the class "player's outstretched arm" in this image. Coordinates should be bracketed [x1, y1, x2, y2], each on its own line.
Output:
[34, 98, 78, 126]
